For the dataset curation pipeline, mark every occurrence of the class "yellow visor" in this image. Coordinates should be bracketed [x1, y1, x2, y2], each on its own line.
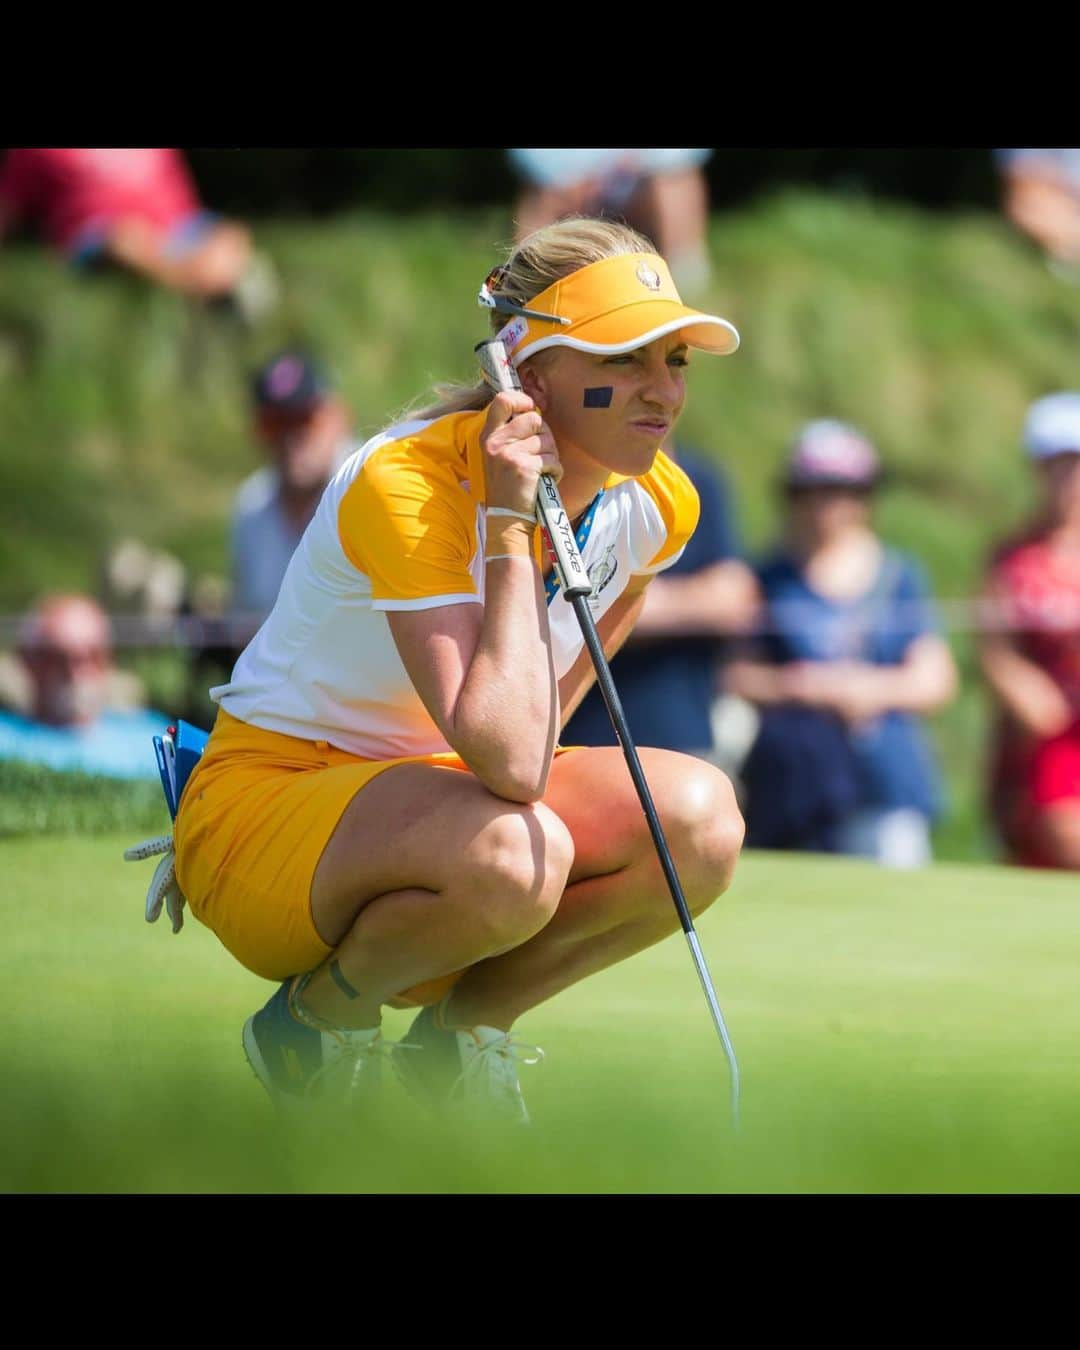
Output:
[492, 252, 740, 366]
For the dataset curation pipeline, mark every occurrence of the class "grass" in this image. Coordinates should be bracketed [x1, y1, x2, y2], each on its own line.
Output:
[2, 189, 1077, 861]
[5, 832, 1080, 1193]
[0, 760, 168, 838]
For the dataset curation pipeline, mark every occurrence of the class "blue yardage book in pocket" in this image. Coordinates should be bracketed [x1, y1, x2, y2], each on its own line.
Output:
[173, 720, 210, 807]
[162, 731, 178, 807]
[153, 734, 179, 819]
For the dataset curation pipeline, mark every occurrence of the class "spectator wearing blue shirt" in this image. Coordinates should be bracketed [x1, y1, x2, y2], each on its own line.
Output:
[508, 151, 715, 293]
[726, 421, 958, 867]
[562, 444, 760, 757]
[0, 594, 167, 781]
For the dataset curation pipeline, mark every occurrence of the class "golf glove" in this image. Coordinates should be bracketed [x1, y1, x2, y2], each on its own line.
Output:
[124, 834, 186, 934]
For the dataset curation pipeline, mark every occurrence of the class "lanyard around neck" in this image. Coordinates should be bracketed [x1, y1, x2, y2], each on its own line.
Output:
[543, 489, 604, 605]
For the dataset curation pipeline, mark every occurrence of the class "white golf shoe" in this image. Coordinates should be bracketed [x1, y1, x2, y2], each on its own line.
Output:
[395, 1005, 543, 1126]
[242, 976, 393, 1115]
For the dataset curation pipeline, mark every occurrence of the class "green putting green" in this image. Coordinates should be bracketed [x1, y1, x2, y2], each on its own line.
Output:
[4, 832, 1079, 1193]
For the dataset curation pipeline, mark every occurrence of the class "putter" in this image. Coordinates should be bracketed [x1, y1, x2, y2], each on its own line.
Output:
[475, 337, 742, 1128]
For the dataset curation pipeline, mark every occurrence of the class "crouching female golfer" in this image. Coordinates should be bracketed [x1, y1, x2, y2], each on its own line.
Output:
[173, 218, 746, 1123]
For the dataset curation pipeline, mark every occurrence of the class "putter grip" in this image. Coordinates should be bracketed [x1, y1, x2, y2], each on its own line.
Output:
[474, 339, 593, 599]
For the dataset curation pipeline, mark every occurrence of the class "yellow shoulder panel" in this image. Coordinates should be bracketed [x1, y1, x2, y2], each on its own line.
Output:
[636, 450, 701, 570]
[338, 437, 478, 602]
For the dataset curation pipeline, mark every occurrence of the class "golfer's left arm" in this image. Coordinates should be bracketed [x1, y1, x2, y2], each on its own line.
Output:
[557, 574, 651, 729]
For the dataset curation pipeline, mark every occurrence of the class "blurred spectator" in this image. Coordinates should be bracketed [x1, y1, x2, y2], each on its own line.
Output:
[0, 595, 167, 780]
[231, 350, 358, 631]
[508, 150, 714, 292]
[184, 348, 360, 726]
[562, 443, 759, 763]
[979, 393, 1080, 868]
[726, 421, 958, 867]
[996, 149, 1080, 279]
[0, 148, 277, 319]
[102, 537, 187, 624]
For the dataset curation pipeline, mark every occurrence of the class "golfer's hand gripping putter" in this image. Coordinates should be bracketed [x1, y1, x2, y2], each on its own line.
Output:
[474, 338, 591, 597]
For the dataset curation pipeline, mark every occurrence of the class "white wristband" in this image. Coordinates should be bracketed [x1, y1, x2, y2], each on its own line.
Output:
[486, 506, 536, 523]
[485, 553, 535, 563]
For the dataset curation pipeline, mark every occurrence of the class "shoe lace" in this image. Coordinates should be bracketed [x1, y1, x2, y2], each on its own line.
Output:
[451, 1033, 544, 1109]
[304, 1030, 399, 1103]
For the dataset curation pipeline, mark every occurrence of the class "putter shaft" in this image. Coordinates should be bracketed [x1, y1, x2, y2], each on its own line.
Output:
[475, 337, 741, 1126]
[571, 591, 740, 1127]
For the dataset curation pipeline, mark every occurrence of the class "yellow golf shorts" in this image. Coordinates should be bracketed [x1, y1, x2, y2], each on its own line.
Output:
[173, 708, 476, 1005]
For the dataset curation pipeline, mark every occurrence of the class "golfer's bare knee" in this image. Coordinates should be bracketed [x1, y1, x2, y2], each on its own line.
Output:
[463, 803, 574, 948]
[656, 762, 744, 918]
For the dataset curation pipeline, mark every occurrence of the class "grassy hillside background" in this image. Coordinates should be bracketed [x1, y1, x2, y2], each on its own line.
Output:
[3, 190, 1079, 859]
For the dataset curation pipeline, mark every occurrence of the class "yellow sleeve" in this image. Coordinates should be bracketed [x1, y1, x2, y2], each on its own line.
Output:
[635, 450, 701, 573]
[337, 440, 479, 608]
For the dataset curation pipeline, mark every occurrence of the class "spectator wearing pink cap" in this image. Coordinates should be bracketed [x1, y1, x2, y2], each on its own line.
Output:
[726, 420, 958, 867]
[979, 393, 1080, 868]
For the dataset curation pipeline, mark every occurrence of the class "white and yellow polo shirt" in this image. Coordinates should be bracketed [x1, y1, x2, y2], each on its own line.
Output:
[211, 407, 699, 760]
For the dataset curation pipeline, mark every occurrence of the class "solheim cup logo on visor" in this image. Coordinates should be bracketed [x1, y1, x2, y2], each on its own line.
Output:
[636, 262, 661, 291]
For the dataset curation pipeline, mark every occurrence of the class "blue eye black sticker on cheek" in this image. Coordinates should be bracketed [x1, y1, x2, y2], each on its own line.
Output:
[583, 386, 613, 409]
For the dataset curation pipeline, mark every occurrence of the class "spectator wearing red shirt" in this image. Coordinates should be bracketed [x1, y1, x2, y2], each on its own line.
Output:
[980, 393, 1080, 868]
[0, 148, 274, 315]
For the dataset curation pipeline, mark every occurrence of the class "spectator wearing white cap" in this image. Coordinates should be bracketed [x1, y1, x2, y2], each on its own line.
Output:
[726, 420, 958, 867]
[979, 393, 1080, 868]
